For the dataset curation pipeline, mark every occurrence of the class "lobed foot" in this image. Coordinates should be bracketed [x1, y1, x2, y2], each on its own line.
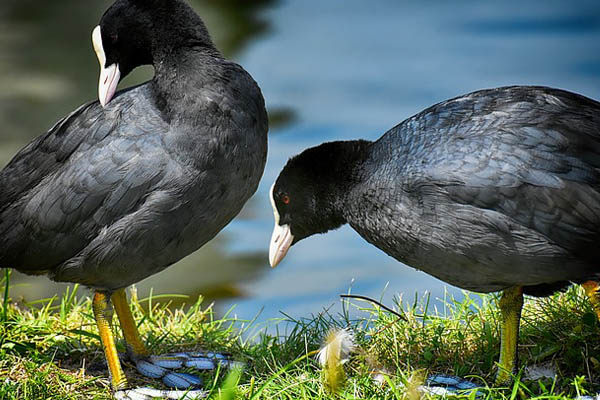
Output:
[134, 352, 242, 389]
[420, 374, 481, 396]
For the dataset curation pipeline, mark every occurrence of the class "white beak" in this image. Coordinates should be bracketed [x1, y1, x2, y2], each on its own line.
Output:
[92, 26, 120, 107]
[269, 223, 294, 268]
[269, 183, 294, 267]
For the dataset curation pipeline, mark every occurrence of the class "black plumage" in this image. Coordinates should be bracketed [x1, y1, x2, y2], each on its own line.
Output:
[0, 0, 268, 291]
[270, 86, 600, 295]
[269, 85, 600, 383]
[1, 0, 267, 393]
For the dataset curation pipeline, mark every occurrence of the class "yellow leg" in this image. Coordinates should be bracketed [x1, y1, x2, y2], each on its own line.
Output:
[583, 281, 600, 320]
[495, 286, 524, 385]
[92, 291, 128, 390]
[111, 288, 149, 358]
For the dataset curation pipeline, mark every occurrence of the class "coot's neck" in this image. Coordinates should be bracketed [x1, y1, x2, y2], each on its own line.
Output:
[308, 140, 372, 233]
[150, 45, 225, 121]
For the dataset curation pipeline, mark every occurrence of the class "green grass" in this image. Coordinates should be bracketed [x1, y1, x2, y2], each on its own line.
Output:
[1, 270, 599, 399]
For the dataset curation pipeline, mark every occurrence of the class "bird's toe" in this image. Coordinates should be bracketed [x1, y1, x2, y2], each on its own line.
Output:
[162, 371, 203, 389]
[134, 352, 242, 391]
[134, 360, 204, 390]
[136, 359, 168, 379]
[148, 352, 242, 371]
[422, 374, 481, 395]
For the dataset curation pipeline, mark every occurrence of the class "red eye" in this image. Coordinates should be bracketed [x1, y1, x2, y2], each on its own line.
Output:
[282, 195, 290, 205]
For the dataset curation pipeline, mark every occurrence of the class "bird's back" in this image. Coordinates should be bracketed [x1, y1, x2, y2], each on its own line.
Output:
[352, 86, 600, 293]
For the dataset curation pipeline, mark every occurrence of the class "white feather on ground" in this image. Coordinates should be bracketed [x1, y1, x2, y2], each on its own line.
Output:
[317, 328, 356, 367]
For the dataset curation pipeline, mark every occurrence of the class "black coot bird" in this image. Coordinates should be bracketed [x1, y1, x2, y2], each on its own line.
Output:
[0, 0, 267, 397]
[269, 86, 600, 384]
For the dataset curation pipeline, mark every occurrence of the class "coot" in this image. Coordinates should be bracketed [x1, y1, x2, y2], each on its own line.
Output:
[269, 86, 600, 384]
[0, 0, 268, 396]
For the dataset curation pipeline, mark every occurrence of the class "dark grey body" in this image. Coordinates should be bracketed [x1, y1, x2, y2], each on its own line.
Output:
[0, 55, 268, 291]
[344, 87, 600, 293]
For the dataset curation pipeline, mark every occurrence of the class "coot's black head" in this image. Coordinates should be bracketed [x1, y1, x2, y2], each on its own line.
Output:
[92, 0, 217, 106]
[269, 140, 371, 267]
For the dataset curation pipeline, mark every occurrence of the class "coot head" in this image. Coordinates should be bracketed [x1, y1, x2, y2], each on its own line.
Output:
[92, 0, 217, 106]
[269, 141, 370, 267]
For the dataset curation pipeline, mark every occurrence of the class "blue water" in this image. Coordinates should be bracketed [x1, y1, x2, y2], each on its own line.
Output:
[2, 0, 600, 327]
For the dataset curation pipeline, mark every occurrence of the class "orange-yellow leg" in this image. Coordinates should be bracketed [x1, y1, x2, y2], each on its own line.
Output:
[111, 288, 149, 359]
[97, 289, 208, 394]
[92, 291, 128, 390]
[112, 288, 208, 389]
[583, 281, 600, 321]
[495, 286, 524, 385]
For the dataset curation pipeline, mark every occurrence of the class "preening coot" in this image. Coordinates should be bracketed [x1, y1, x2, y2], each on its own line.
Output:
[269, 86, 600, 384]
[0, 0, 268, 397]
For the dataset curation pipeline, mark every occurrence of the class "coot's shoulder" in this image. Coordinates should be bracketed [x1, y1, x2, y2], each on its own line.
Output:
[0, 85, 154, 211]
[380, 86, 600, 141]
[370, 86, 600, 174]
[411, 86, 600, 121]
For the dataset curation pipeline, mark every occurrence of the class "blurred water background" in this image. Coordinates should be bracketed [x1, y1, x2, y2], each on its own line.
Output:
[1, 0, 600, 328]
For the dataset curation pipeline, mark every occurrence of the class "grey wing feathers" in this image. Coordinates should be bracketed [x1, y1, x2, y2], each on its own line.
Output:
[0, 98, 172, 271]
[415, 87, 600, 256]
[1, 101, 97, 212]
